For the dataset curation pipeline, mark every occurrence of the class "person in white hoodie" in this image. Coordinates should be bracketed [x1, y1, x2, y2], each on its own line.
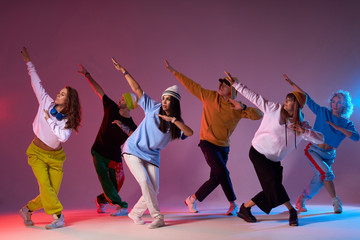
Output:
[19, 47, 82, 229]
[225, 72, 324, 226]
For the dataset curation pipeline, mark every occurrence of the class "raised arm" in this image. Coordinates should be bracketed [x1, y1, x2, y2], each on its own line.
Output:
[283, 74, 324, 115]
[77, 64, 104, 99]
[283, 74, 306, 94]
[165, 59, 206, 101]
[112, 58, 143, 100]
[224, 71, 276, 113]
[21, 47, 49, 103]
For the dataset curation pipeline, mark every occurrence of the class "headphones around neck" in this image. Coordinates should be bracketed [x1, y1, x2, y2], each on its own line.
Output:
[50, 105, 66, 120]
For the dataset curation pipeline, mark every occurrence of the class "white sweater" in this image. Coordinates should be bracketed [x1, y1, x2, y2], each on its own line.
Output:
[233, 82, 323, 162]
[27, 62, 71, 149]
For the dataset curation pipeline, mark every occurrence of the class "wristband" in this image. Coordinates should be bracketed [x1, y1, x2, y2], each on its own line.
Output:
[171, 117, 176, 123]
[123, 71, 129, 76]
[85, 72, 90, 77]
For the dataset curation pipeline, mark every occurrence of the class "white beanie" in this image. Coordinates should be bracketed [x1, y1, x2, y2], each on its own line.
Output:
[161, 85, 181, 101]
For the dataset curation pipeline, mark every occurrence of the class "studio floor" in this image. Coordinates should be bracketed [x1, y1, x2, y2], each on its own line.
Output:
[1, 204, 359, 240]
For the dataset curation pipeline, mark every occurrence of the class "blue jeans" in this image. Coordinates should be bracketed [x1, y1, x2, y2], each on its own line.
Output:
[194, 140, 236, 202]
[302, 143, 336, 199]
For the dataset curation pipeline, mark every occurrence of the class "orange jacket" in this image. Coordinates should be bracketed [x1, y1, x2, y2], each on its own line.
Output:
[174, 72, 263, 147]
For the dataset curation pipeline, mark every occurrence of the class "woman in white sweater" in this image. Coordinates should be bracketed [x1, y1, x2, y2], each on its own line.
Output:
[225, 72, 324, 226]
[19, 47, 82, 229]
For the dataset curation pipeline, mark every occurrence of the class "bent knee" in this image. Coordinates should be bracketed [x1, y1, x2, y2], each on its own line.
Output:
[322, 171, 335, 181]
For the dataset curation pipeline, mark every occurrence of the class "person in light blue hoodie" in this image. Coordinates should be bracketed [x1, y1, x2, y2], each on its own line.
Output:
[112, 58, 193, 229]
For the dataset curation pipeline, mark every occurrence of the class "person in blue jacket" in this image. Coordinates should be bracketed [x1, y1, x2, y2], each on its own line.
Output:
[285, 74, 359, 213]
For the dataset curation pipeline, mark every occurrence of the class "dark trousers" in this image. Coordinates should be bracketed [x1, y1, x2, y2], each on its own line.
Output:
[92, 149, 127, 208]
[195, 140, 236, 202]
[249, 146, 290, 214]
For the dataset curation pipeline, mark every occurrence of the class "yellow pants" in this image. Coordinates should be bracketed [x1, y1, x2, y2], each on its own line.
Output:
[26, 142, 66, 215]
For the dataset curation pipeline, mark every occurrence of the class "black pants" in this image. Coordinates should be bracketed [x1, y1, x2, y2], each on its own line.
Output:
[249, 146, 290, 214]
[195, 140, 236, 202]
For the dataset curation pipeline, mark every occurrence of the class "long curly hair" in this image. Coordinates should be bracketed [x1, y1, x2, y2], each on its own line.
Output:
[61, 86, 82, 133]
[158, 96, 182, 140]
[328, 90, 354, 119]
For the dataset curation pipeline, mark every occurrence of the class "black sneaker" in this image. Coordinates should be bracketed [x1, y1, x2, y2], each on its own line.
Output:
[289, 208, 298, 226]
[237, 203, 257, 222]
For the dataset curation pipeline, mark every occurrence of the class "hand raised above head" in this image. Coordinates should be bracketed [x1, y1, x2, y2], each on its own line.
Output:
[21, 47, 31, 62]
[112, 57, 125, 72]
[164, 59, 175, 73]
[224, 71, 239, 85]
[283, 74, 293, 85]
[283, 74, 305, 93]
[77, 64, 88, 76]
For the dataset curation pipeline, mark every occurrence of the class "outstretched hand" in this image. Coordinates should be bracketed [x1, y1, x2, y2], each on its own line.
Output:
[327, 121, 354, 138]
[283, 74, 293, 86]
[20, 47, 31, 62]
[43, 109, 50, 120]
[112, 120, 132, 135]
[283, 74, 305, 93]
[112, 120, 123, 127]
[288, 123, 305, 135]
[224, 71, 236, 85]
[157, 114, 175, 122]
[112, 57, 125, 72]
[327, 121, 340, 131]
[164, 59, 175, 73]
[228, 98, 244, 110]
[77, 64, 88, 76]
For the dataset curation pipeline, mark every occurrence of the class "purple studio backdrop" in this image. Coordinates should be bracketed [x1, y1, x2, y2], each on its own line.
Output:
[1, 0, 359, 214]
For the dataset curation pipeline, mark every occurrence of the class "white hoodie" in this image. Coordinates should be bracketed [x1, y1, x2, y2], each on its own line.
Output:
[233, 82, 324, 162]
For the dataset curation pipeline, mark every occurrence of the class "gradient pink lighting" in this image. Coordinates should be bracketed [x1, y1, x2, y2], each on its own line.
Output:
[0, 0, 359, 215]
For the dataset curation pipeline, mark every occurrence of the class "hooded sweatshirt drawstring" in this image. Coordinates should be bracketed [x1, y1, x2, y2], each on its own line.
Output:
[285, 122, 297, 149]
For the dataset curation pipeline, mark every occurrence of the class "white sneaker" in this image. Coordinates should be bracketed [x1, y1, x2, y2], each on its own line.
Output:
[95, 198, 106, 213]
[111, 207, 128, 216]
[332, 196, 342, 214]
[185, 196, 198, 213]
[295, 195, 308, 212]
[226, 202, 238, 215]
[19, 206, 34, 226]
[148, 217, 165, 229]
[45, 214, 65, 229]
[128, 212, 145, 225]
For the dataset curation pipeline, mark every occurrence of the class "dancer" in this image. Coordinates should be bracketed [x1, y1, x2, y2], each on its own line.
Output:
[78, 64, 138, 216]
[19, 47, 82, 229]
[112, 58, 193, 229]
[285, 75, 359, 213]
[226, 72, 324, 226]
[165, 60, 263, 215]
